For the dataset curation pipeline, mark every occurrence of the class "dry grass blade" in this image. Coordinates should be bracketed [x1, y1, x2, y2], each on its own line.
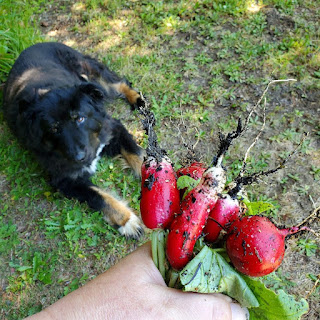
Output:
[305, 274, 320, 300]
[296, 205, 320, 229]
[243, 78, 297, 131]
[239, 97, 267, 178]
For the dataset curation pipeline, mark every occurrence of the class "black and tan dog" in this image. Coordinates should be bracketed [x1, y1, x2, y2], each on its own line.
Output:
[3, 42, 145, 238]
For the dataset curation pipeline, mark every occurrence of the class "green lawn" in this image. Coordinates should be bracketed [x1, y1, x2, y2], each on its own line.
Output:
[0, 0, 319, 318]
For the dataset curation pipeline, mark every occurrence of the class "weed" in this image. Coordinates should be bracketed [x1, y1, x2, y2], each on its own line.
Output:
[8, 251, 55, 291]
[243, 12, 267, 35]
[297, 238, 318, 257]
[0, 220, 19, 254]
[296, 184, 311, 196]
[63, 273, 89, 296]
[287, 173, 301, 182]
[310, 166, 320, 181]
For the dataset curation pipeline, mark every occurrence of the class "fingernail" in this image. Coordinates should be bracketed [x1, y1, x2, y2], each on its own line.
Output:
[230, 303, 250, 320]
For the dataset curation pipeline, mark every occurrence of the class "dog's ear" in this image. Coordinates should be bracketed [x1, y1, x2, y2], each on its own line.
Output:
[18, 87, 50, 114]
[79, 83, 105, 101]
[18, 87, 37, 114]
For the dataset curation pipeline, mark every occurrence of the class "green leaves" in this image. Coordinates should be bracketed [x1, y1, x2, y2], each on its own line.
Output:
[0, 221, 19, 254]
[243, 199, 275, 215]
[297, 238, 318, 257]
[180, 246, 259, 308]
[244, 276, 309, 320]
[179, 245, 309, 319]
[176, 175, 200, 200]
[9, 251, 53, 286]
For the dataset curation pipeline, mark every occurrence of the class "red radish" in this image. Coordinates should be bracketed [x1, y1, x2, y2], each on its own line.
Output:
[176, 162, 207, 180]
[166, 165, 226, 270]
[203, 161, 285, 244]
[226, 215, 308, 277]
[140, 156, 180, 229]
[166, 119, 244, 270]
[137, 97, 180, 230]
[204, 194, 241, 243]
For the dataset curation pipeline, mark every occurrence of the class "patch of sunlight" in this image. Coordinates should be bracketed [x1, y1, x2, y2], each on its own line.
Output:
[72, 2, 86, 13]
[47, 30, 58, 37]
[160, 16, 180, 35]
[120, 45, 153, 58]
[96, 36, 122, 51]
[246, 0, 264, 13]
[64, 39, 76, 47]
[109, 18, 128, 31]
[310, 52, 320, 68]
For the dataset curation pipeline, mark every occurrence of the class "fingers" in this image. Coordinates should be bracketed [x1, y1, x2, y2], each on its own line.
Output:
[162, 290, 232, 320]
[161, 290, 249, 320]
[130, 243, 249, 320]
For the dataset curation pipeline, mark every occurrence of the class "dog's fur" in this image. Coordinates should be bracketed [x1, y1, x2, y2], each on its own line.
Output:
[3, 42, 145, 238]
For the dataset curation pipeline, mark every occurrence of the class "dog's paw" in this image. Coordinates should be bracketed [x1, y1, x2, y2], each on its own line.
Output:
[92, 186, 145, 239]
[135, 96, 145, 108]
[118, 213, 144, 239]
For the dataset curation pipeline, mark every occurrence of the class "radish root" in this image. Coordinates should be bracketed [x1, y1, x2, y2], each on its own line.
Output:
[229, 132, 309, 198]
[137, 93, 166, 161]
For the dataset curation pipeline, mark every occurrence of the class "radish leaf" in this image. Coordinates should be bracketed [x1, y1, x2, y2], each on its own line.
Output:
[243, 276, 309, 320]
[177, 175, 201, 200]
[179, 245, 259, 308]
[242, 200, 274, 215]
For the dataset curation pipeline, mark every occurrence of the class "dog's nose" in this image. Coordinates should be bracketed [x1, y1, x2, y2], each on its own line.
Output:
[75, 151, 86, 162]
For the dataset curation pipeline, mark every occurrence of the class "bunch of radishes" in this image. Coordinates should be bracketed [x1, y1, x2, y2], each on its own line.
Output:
[137, 94, 308, 279]
[141, 155, 308, 278]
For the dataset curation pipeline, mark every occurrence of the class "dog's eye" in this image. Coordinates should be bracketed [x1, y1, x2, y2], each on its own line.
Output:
[76, 116, 86, 124]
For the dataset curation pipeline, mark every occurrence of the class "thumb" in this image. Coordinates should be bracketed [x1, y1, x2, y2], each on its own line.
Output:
[230, 303, 250, 320]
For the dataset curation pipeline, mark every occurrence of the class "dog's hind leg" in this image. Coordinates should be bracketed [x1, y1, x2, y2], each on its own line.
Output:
[109, 82, 142, 107]
[98, 78, 143, 110]
[56, 177, 144, 239]
[80, 57, 143, 109]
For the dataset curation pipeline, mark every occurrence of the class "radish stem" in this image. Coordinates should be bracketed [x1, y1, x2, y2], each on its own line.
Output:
[151, 231, 159, 269]
[157, 230, 167, 280]
[167, 270, 180, 288]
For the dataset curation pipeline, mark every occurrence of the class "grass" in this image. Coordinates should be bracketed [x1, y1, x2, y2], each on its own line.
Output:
[0, 0, 319, 319]
[0, 0, 46, 82]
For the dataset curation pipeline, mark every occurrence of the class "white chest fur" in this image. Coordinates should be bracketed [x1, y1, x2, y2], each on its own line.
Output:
[82, 144, 105, 175]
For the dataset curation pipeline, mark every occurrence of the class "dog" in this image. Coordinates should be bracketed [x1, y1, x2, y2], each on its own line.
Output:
[3, 42, 145, 239]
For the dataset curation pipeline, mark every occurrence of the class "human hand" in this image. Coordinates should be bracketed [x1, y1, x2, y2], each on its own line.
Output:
[26, 242, 249, 320]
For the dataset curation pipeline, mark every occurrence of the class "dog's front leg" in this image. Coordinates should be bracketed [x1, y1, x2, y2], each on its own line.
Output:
[56, 177, 144, 239]
[102, 119, 146, 177]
